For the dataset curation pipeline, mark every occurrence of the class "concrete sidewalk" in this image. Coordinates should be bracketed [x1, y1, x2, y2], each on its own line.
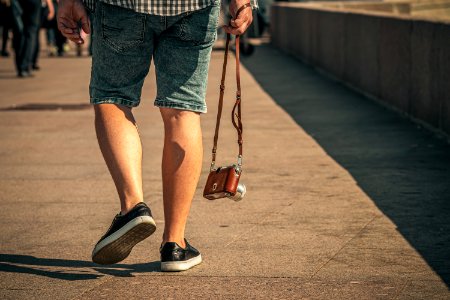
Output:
[0, 43, 449, 299]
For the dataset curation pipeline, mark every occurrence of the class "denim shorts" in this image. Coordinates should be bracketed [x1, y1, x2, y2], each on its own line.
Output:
[89, 2, 220, 113]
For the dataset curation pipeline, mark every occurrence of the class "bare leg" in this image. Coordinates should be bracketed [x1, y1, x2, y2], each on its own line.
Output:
[94, 104, 143, 214]
[160, 108, 203, 248]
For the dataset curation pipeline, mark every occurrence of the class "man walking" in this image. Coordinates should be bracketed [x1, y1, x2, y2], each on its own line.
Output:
[57, 0, 256, 271]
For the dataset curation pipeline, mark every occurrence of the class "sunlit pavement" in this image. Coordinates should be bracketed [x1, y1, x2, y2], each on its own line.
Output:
[0, 41, 449, 299]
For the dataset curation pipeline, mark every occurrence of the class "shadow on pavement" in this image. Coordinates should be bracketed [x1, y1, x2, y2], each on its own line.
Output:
[241, 45, 450, 286]
[0, 75, 21, 79]
[0, 254, 161, 281]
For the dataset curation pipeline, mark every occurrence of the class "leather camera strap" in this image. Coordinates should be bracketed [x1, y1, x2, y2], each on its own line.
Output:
[211, 7, 248, 170]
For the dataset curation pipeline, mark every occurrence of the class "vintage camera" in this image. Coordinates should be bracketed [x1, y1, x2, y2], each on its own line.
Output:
[203, 163, 246, 201]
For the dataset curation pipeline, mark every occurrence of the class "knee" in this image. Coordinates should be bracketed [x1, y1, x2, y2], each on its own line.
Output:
[94, 104, 134, 122]
[160, 108, 200, 124]
[160, 108, 202, 137]
[95, 103, 131, 114]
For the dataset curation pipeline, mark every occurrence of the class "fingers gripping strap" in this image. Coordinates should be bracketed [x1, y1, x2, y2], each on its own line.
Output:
[210, 30, 244, 169]
[235, 3, 252, 18]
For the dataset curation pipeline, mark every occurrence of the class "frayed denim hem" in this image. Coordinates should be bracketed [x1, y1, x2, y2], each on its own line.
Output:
[154, 99, 207, 114]
[90, 97, 139, 108]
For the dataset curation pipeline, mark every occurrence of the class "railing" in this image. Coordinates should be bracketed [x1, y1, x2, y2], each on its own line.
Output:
[271, 3, 450, 137]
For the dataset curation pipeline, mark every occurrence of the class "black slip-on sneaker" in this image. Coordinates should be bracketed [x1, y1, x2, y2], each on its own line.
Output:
[92, 202, 156, 265]
[160, 239, 202, 272]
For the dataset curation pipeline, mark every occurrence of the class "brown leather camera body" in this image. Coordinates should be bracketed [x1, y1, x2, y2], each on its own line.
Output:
[203, 166, 241, 200]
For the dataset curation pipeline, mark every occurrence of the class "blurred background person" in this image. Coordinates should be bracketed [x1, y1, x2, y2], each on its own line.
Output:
[0, 0, 13, 57]
[51, 0, 67, 56]
[11, 0, 41, 77]
[31, 0, 53, 70]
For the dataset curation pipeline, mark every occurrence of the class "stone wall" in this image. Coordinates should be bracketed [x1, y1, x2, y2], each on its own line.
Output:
[271, 3, 450, 136]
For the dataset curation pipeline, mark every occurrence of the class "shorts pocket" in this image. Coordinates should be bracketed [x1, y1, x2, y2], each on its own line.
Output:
[101, 3, 145, 52]
[179, 5, 220, 45]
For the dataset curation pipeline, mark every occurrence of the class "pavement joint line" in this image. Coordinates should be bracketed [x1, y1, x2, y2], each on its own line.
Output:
[392, 280, 410, 300]
[222, 174, 315, 248]
[0, 178, 106, 181]
[71, 275, 112, 300]
[0, 288, 45, 291]
[222, 213, 269, 247]
[59, 273, 414, 282]
[308, 215, 381, 281]
[0, 164, 106, 166]
[223, 200, 296, 248]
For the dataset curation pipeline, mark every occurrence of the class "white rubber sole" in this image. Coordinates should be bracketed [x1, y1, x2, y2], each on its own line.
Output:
[92, 215, 156, 265]
[161, 254, 202, 272]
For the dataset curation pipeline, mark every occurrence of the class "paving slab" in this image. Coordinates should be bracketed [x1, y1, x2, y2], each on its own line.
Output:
[0, 42, 449, 299]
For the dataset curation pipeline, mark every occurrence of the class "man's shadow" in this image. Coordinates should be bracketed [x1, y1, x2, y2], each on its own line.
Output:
[0, 254, 161, 281]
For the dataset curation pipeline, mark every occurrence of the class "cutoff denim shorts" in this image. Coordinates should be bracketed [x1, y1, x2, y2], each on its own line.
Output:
[90, 1, 221, 113]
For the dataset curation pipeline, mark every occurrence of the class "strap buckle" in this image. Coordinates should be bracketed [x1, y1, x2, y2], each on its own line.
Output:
[236, 155, 243, 171]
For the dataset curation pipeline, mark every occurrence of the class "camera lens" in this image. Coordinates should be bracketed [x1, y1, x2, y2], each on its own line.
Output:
[228, 183, 246, 201]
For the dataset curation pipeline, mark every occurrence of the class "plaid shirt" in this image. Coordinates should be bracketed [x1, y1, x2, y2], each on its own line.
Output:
[83, 0, 258, 16]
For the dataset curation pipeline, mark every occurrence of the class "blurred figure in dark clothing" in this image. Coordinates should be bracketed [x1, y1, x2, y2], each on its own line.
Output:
[44, 0, 58, 56]
[50, 0, 66, 56]
[54, 23, 67, 56]
[0, 0, 13, 56]
[11, 0, 41, 77]
[31, 0, 53, 69]
[46, 25, 56, 55]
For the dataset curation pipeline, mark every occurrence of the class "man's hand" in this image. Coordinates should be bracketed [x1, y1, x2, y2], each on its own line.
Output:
[223, 0, 253, 36]
[57, 0, 90, 44]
